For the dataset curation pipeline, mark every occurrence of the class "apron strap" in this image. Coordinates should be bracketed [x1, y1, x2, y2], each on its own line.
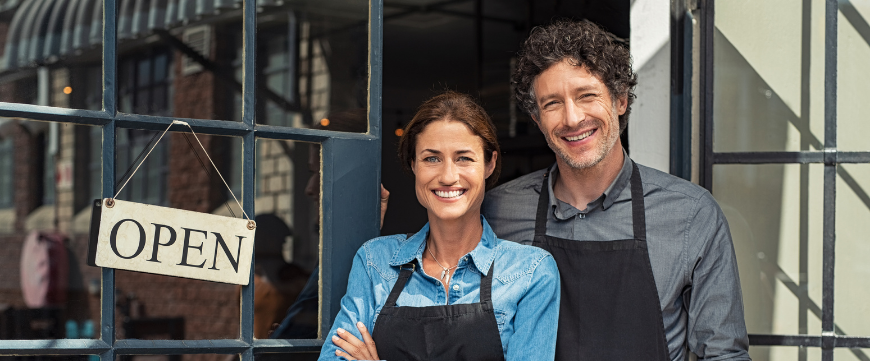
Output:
[533, 170, 551, 238]
[479, 262, 494, 303]
[384, 263, 415, 308]
[384, 261, 496, 307]
[534, 161, 647, 241]
[629, 161, 647, 241]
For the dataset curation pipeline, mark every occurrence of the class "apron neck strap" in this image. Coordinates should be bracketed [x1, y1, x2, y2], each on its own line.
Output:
[534, 161, 647, 241]
[629, 161, 646, 241]
[479, 262, 494, 303]
[533, 171, 551, 238]
[384, 263, 416, 308]
[384, 260, 496, 307]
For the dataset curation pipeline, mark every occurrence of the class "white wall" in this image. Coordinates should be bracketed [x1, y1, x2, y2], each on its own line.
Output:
[628, 0, 672, 172]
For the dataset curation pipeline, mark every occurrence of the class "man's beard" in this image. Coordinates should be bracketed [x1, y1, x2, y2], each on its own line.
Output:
[543, 114, 620, 171]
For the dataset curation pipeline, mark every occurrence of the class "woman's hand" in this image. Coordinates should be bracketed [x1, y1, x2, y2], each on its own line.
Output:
[332, 322, 380, 360]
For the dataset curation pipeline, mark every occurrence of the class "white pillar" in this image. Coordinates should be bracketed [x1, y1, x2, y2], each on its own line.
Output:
[629, 0, 671, 172]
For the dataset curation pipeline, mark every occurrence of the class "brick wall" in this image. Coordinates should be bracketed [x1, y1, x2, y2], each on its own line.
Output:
[0, 234, 25, 309]
[13, 123, 42, 232]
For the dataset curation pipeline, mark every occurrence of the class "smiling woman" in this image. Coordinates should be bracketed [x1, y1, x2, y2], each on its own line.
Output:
[318, 91, 561, 361]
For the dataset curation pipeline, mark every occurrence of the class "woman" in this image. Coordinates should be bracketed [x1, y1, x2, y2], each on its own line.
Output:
[318, 91, 560, 361]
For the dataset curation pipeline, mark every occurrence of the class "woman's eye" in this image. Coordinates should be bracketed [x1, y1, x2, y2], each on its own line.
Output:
[423, 156, 440, 163]
[457, 156, 474, 162]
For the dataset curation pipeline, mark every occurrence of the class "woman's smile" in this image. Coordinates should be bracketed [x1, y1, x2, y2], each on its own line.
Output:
[433, 188, 466, 199]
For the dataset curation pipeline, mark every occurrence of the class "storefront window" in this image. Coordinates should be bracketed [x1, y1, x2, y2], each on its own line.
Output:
[0, 0, 104, 111]
[705, 0, 870, 358]
[0, 0, 381, 358]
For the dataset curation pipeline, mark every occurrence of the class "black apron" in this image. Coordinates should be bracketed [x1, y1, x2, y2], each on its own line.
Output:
[372, 261, 505, 361]
[533, 161, 670, 360]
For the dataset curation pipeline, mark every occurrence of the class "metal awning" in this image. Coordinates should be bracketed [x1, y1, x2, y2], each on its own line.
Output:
[1, 0, 369, 71]
[1, 0, 252, 71]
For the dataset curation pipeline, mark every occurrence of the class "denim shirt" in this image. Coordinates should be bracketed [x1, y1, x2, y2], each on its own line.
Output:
[318, 216, 560, 360]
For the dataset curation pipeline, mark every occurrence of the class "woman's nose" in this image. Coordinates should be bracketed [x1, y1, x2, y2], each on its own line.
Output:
[439, 161, 460, 184]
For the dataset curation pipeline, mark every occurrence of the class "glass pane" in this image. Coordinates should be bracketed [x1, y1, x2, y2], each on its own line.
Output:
[748, 346, 821, 361]
[837, 2, 870, 151]
[0, 120, 101, 340]
[0, 357, 98, 361]
[255, 2, 368, 132]
[114, 134, 244, 340]
[713, 0, 825, 152]
[115, 354, 236, 361]
[255, 354, 317, 361]
[116, 3, 240, 121]
[713, 164, 823, 336]
[0, 1, 104, 111]
[835, 164, 870, 337]
[836, 348, 870, 360]
[253, 140, 320, 340]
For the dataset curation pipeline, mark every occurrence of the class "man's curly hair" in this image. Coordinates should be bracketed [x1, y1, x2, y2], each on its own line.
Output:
[513, 19, 638, 133]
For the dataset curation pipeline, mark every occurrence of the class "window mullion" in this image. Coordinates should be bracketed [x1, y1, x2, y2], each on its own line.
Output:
[240, 0, 257, 349]
[102, 0, 118, 353]
[821, 0, 838, 359]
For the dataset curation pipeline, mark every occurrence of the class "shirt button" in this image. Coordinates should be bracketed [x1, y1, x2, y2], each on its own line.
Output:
[452, 284, 460, 291]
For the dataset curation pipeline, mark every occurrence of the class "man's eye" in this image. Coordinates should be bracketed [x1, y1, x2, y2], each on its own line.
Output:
[543, 101, 558, 108]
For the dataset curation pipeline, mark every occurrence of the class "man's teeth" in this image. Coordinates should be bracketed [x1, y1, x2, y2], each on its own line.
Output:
[565, 130, 594, 142]
[435, 190, 465, 198]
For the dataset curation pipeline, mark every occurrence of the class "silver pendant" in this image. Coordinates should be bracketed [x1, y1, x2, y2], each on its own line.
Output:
[440, 269, 447, 281]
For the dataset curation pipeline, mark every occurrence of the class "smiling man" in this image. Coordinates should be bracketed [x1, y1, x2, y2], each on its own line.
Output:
[482, 20, 751, 360]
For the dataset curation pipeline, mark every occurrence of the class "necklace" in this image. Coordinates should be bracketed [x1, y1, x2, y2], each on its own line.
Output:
[427, 242, 458, 285]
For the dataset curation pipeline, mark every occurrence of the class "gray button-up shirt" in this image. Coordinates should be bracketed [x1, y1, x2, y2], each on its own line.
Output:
[482, 154, 751, 361]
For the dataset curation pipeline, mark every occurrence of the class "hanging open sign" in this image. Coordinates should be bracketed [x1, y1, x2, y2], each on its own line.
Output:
[87, 120, 255, 285]
[88, 199, 255, 285]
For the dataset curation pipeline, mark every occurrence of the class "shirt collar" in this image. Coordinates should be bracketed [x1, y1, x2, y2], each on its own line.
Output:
[545, 149, 633, 215]
[389, 215, 498, 275]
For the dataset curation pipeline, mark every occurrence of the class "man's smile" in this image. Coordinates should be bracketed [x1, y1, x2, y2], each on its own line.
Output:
[563, 129, 595, 142]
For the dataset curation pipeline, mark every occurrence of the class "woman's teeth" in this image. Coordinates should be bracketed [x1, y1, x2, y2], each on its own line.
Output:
[434, 190, 465, 198]
[565, 130, 594, 141]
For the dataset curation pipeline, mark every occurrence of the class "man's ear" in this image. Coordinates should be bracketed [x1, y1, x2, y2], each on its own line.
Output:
[531, 113, 542, 128]
[485, 151, 498, 179]
[616, 94, 628, 115]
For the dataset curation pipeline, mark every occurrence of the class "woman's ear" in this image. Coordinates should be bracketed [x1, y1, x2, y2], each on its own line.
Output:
[410, 159, 417, 174]
[485, 151, 498, 179]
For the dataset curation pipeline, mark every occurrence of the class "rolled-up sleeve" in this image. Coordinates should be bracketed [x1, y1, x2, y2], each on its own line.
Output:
[687, 194, 751, 360]
[318, 248, 376, 361]
[505, 254, 560, 360]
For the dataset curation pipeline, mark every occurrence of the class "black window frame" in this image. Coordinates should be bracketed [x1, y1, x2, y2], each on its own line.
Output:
[0, 0, 383, 358]
[696, 0, 870, 359]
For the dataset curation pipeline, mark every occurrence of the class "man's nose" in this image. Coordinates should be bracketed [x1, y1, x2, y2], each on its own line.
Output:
[564, 100, 584, 127]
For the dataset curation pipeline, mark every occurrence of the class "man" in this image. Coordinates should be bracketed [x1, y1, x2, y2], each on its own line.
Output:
[482, 20, 751, 360]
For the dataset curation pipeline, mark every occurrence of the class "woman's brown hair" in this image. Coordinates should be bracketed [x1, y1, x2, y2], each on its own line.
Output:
[397, 91, 502, 187]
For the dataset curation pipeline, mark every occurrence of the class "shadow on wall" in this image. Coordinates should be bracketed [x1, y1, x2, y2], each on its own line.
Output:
[713, 24, 870, 360]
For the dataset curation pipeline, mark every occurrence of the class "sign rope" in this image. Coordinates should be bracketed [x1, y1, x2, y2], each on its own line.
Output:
[112, 120, 251, 222]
